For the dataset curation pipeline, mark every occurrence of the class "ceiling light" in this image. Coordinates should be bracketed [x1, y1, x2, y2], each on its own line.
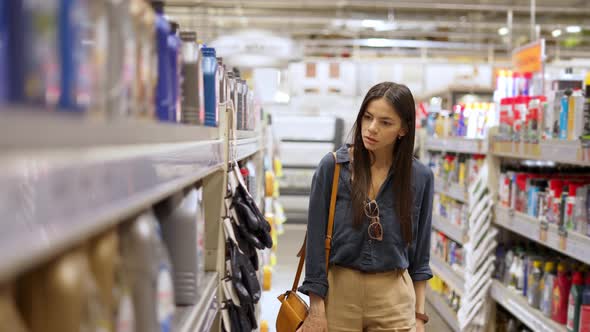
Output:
[552, 29, 562, 37]
[361, 20, 383, 28]
[498, 27, 509, 36]
[566, 26, 582, 33]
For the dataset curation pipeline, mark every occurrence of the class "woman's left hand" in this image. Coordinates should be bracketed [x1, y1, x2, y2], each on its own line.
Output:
[416, 319, 425, 332]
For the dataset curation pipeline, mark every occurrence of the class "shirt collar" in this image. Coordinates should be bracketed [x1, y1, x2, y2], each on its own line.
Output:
[335, 144, 351, 164]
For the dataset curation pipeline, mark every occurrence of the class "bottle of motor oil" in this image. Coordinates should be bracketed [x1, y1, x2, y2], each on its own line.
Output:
[0, 284, 28, 332]
[17, 248, 107, 332]
[150, 0, 173, 122]
[120, 211, 175, 332]
[155, 189, 201, 306]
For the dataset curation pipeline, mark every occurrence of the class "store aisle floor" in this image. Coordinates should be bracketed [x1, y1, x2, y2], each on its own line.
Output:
[260, 225, 453, 332]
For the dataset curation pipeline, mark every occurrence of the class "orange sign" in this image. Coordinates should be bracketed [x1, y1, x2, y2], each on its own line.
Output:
[512, 40, 545, 73]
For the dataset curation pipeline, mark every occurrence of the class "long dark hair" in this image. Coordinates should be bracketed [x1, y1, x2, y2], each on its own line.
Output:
[351, 82, 416, 245]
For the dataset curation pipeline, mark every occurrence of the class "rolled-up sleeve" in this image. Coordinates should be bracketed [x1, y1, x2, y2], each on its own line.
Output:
[298, 154, 334, 298]
[408, 168, 434, 281]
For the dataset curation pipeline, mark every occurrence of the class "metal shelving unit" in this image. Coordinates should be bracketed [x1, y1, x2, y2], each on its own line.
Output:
[491, 280, 567, 332]
[430, 255, 465, 296]
[434, 180, 468, 203]
[232, 131, 263, 162]
[432, 215, 468, 245]
[494, 206, 590, 265]
[174, 272, 219, 332]
[425, 136, 488, 155]
[0, 122, 225, 281]
[491, 139, 590, 167]
[425, 288, 460, 332]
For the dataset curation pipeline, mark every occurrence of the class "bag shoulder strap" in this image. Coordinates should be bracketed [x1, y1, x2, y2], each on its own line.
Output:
[291, 152, 341, 292]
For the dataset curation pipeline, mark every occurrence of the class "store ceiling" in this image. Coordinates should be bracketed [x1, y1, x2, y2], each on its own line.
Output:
[166, 0, 590, 60]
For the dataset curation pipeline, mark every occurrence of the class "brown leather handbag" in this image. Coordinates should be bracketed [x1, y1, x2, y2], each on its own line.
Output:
[276, 153, 341, 332]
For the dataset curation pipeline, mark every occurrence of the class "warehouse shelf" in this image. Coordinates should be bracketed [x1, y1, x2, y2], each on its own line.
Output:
[432, 215, 468, 245]
[0, 127, 224, 282]
[425, 136, 488, 154]
[434, 179, 468, 203]
[491, 139, 590, 167]
[175, 272, 219, 332]
[494, 206, 590, 265]
[491, 280, 566, 332]
[430, 255, 465, 296]
[425, 287, 460, 332]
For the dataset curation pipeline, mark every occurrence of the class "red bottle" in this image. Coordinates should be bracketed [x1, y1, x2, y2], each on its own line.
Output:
[579, 273, 590, 332]
[554, 263, 573, 324]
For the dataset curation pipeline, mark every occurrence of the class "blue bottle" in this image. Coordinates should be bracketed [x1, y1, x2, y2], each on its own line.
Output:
[168, 21, 181, 122]
[201, 47, 218, 127]
[0, 0, 7, 103]
[8, 0, 60, 106]
[58, 0, 90, 111]
[151, 0, 173, 121]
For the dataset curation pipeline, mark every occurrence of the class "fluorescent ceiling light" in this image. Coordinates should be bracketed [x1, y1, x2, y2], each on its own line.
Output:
[361, 20, 383, 28]
[552, 29, 562, 37]
[566, 25, 582, 33]
[498, 27, 509, 36]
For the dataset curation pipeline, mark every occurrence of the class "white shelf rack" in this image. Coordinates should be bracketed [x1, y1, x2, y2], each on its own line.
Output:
[434, 179, 468, 203]
[232, 130, 263, 162]
[425, 136, 488, 155]
[491, 280, 567, 332]
[425, 287, 460, 332]
[430, 254, 465, 296]
[491, 139, 590, 167]
[432, 214, 468, 245]
[494, 206, 590, 265]
[174, 272, 219, 332]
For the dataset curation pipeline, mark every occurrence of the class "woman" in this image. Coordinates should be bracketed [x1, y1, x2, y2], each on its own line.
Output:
[298, 82, 433, 332]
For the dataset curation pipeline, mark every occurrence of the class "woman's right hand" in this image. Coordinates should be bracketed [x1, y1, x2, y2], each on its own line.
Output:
[297, 312, 327, 332]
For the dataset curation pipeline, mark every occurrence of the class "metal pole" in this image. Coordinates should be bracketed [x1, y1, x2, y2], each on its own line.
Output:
[530, 0, 536, 41]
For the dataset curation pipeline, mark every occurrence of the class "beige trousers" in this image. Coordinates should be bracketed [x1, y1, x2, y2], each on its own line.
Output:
[325, 265, 417, 332]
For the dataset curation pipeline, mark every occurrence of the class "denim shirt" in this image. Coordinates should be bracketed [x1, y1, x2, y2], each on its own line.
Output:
[298, 145, 434, 299]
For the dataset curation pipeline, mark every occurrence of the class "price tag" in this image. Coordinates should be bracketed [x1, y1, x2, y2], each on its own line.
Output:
[539, 221, 548, 242]
[558, 229, 568, 251]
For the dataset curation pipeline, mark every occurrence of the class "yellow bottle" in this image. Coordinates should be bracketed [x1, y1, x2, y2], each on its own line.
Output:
[262, 266, 272, 291]
[0, 284, 28, 332]
[18, 248, 107, 332]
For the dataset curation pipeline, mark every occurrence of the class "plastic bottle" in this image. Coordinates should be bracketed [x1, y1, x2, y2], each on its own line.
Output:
[579, 273, 590, 332]
[89, 230, 118, 331]
[528, 260, 544, 309]
[568, 271, 585, 332]
[566, 184, 582, 231]
[0, 284, 28, 332]
[120, 212, 175, 332]
[7, 0, 60, 106]
[553, 263, 573, 324]
[570, 89, 586, 141]
[151, 0, 173, 122]
[202, 47, 218, 127]
[155, 189, 201, 306]
[561, 90, 573, 140]
[0, 0, 8, 103]
[180, 31, 202, 125]
[542, 261, 557, 317]
[168, 22, 181, 122]
[583, 73, 590, 141]
[18, 248, 107, 332]
[139, 1, 157, 119]
[60, 0, 95, 111]
[574, 186, 589, 234]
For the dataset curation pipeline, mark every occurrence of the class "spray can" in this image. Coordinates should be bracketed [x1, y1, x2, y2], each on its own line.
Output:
[561, 90, 573, 139]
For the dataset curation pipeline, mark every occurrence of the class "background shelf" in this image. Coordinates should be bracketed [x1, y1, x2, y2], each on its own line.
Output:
[491, 280, 567, 332]
[432, 215, 468, 245]
[425, 287, 460, 332]
[430, 255, 465, 296]
[434, 180, 468, 203]
[425, 136, 488, 154]
[492, 140, 590, 166]
[494, 206, 590, 265]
